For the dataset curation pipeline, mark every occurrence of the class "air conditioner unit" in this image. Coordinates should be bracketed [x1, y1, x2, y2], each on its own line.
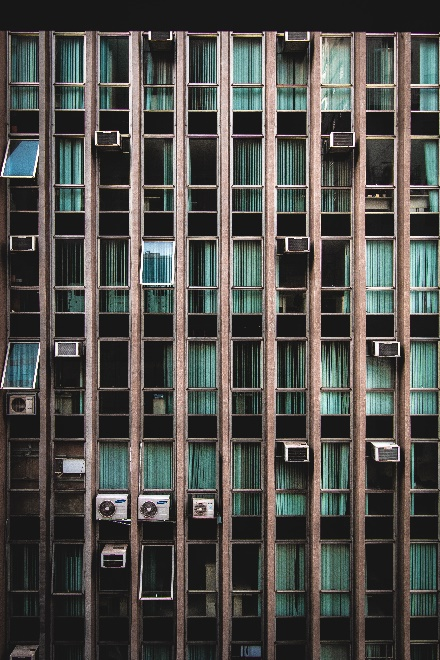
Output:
[283, 31, 310, 51]
[283, 441, 310, 462]
[329, 131, 356, 151]
[371, 341, 401, 358]
[10, 646, 39, 660]
[54, 341, 81, 358]
[369, 441, 400, 462]
[192, 497, 215, 519]
[101, 543, 128, 568]
[54, 458, 85, 474]
[138, 494, 170, 521]
[9, 235, 36, 252]
[94, 130, 121, 149]
[96, 494, 128, 521]
[147, 31, 173, 43]
[7, 393, 37, 415]
[284, 236, 310, 253]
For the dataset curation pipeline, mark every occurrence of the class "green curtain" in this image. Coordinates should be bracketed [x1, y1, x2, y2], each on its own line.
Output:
[232, 36, 262, 110]
[55, 35, 84, 109]
[410, 241, 438, 311]
[232, 442, 261, 515]
[321, 341, 350, 388]
[410, 341, 438, 414]
[188, 342, 216, 388]
[99, 441, 129, 489]
[10, 34, 39, 109]
[188, 443, 216, 490]
[276, 459, 307, 516]
[144, 289, 174, 313]
[189, 290, 218, 314]
[143, 442, 173, 489]
[233, 240, 262, 287]
[276, 48, 307, 110]
[143, 37, 174, 111]
[53, 544, 83, 594]
[366, 36, 394, 110]
[412, 37, 439, 110]
[321, 543, 351, 615]
[320, 644, 350, 660]
[188, 391, 217, 414]
[366, 240, 394, 313]
[366, 356, 395, 415]
[321, 37, 352, 110]
[142, 241, 175, 286]
[186, 646, 216, 660]
[188, 36, 217, 111]
[411, 140, 439, 188]
[365, 644, 393, 659]
[100, 36, 129, 109]
[321, 443, 350, 515]
[2, 341, 40, 389]
[233, 341, 261, 389]
[233, 139, 262, 186]
[56, 138, 84, 211]
[55, 239, 84, 286]
[278, 139, 306, 185]
[189, 241, 217, 287]
[143, 645, 172, 660]
[410, 543, 437, 616]
[321, 152, 353, 187]
[321, 189, 351, 213]
[276, 391, 306, 414]
[275, 543, 305, 616]
[277, 341, 306, 389]
[277, 187, 307, 212]
[100, 239, 129, 287]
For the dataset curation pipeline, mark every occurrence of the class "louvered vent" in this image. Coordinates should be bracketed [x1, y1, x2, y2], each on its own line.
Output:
[284, 236, 310, 253]
[95, 130, 121, 148]
[371, 341, 401, 357]
[283, 441, 310, 462]
[55, 341, 81, 357]
[329, 131, 356, 150]
[369, 442, 400, 462]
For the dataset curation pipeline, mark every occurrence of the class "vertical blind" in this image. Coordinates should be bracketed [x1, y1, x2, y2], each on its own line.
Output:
[275, 543, 305, 616]
[188, 443, 216, 490]
[275, 461, 307, 516]
[410, 341, 438, 414]
[55, 35, 84, 109]
[55, 239, 84, 286]
[410, 543, 438, 616]
[99, 441, 129, 489]
[277, 139, 306, 185]
[366, 240, 394, 313]
[53, 544, 83, 593]
[321, 443, 350, 515]
[143, 442, 173, 489]
[321, 37, 352, 111]
[277, 341, 306, 388]
[10, 34, 39, 109]
[321, 543, 351, 615]
[233, 341, 261, 389]
[100, 239, 129, 287]
[56, 138, 84, 211]
[232, 442, 261, 515]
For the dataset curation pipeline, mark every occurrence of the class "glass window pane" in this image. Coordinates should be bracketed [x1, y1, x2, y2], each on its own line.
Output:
[1, 342, 40, 389]
[1, 139, 39, 178]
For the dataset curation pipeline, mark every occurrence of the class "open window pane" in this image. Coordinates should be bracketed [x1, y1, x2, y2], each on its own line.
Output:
[141, 241, 175, 286]
[140, 545, 174, 600]
[1, 139, 39, 177]
[1, 342, 40, 389]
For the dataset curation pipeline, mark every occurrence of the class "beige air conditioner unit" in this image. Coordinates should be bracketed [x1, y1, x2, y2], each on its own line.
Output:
[283, 441, 310, 463]
[96, 494, 128, 520]
[138, 494, 170, 521]
[192, 497, 215, 519]
[54, 341, 82, 358]
[369, 441, 400, 463]
[371, 341, 401, 358]
[10, 646, 39, 660]
[101, 543, 128, 568]
[95, 130, 121, 149]
[9, 235, 36, 252]
[284, 236, 310, 253]
[7, 393, 37, 415]
[283, 31, 310, 51]
[329, 131, 356, 151]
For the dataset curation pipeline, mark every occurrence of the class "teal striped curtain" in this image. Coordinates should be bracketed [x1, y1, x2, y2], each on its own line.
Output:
[232, 290, 262, 313]
[143, 442, 173, 489]
[233, 341, 261, 389]
[321, 189, 351, 213]
[143, 645, 172, 660]
[275, 543, 305, 616]
[144, 289, 173, 313]
[233, 139, 262, 185]
[2, 342, 40, 389]
[233, 442, 261, 515]
[55, 35, 84, 109]
[188, 342, 216, 388]
[56, 138, 84, 211]
[143, 38, 174, 111]
[410, 341, 438, 414]
[53, 544, 83, 593]
[366, 37, 394, 110]
[10, 544, 39, 591]
[277, 139, 306, 185]
[189, 241, 217, 286]
[410, 543, 437, 616]
[366, 240, 394, 313]
[277, 341, 306, 388]
[321, 543, 351, 615]
[321, 152, 353, 187]
[189, 290, 218, 314]
[321, 444, 350, 515]
[100, 36, 129, 109]
[55, 239, 84, 286]
[366, 356, 395, 414]
[415, 38, 439, 110]
[188, 443, 216, 490]
[99, 442, 129, 489]
[276, 460, 307, 516]
[232, 36, 262, 110]
[186, 645, 216, 660]
[321, 37, 352, 110]
[410, 241, 438, 287]
[321, 342, 350, 388]
[277, 48, 307, 110]
[100, 239, 129, 286]
[189, 36, 217, 83]
[277, 188, 307, 212]
[188, 391, 217, 414]
[276, 391, 306, 414]
[142, 241, 175, 286]
[233, 240, 262, 287]
[411, 140, 439, 187]
[11, 34, 39, 109]
[320, 644, 350, 660]
[365, 644, 393, 659]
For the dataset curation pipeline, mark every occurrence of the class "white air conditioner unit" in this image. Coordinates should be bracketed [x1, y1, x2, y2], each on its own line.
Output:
[138, 494, 170, 521]
[7, 393, 37, 415]
[371, 341, 401, 358]
[369, 441, 400, 463]
[94, 130, 121, 149]
[329, 131, 356, 151]
[147, 30, 173, 42]
[192, 497, 215, 519]
[283, 441, 310, 462]
[10, 646, 39, 660]
[96, 494, 128, 520]
[9, 235, 37, 252]
[54, 341, 82, 358]
[54, 458, 85, 474]
[283, 31, 310, 51]
[101, 543, 128, 568]
[284, 236, 310, 253]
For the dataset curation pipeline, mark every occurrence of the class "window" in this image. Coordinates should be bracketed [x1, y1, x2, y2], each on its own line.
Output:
[321, 341, 350, 414]
[52, 544, 84, 594]
[139, 545, 174, 600]
[99, 441, 129, 490]
[276, 543, 305, 616]
[321, 543, 351, 615]
[232, 442, 261, 515]
[141, 241, 175, 286]
[143, 442, 173, 490]
[1, 139, 39, 178]
[410, 341, 438, 414]
[1, 341, 40, 389]
[55, 34, 84, 109]
[321, 443, 350, 516]
[188, 442, 216, 490]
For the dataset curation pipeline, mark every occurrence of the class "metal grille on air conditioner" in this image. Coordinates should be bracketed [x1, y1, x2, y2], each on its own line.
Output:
[329, 131, 356, 150]
[95, 130, 121, 148]
[96, 494, 128, 520]
[192, 497, 215, 519]
[9, 235, 36, 252]
[371, 341, 401, 357]
[283, 31, 310, 51]
[101, 543, 128, 568]
[284, 236, 310, 253]
[54, 341, 81, 357]
[283, 441, 310, 462]
[369, 441, 400, 462]
[138, 494, 170, 521]
[7, 393, 37, 415]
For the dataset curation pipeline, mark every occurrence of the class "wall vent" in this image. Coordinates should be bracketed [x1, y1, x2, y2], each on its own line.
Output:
[284, 236, 310, 253]
[369, 441, 400, 462]
[7, 393, 37, 415]
[138, 494, 170, 521]
[283, 441, 310, 463]
[371, 341, 401, 358]
[329, 131, 356, 151]
[9, 235, 36, 252]
[96, 494, 128, 520]
[101, 543, 128, 568]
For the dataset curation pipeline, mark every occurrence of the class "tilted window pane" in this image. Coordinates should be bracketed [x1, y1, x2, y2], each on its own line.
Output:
[1, 342, 40, 389]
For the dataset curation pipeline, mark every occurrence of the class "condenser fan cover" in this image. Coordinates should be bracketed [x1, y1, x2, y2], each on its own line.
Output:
[99, 500, 116, 517]
[140, 500, 158, 518]
[194, 501, 207, 516]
